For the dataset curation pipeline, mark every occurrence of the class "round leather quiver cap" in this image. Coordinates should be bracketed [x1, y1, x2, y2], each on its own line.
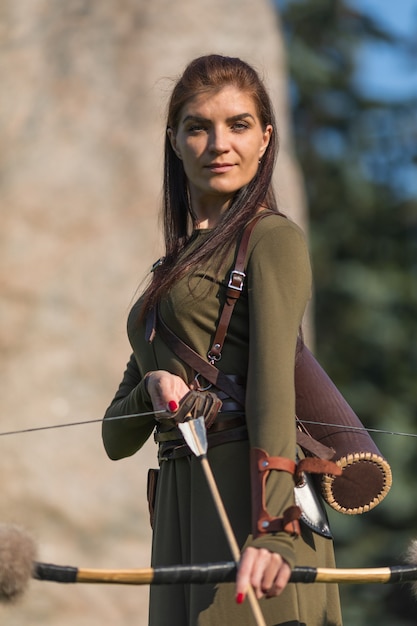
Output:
[295, 344, 392, 515]
[321, 451, 392, 514]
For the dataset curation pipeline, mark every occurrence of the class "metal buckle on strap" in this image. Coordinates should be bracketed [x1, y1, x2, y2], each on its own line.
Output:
[207, 343, 222, 363]
[194, 373, 212, 391]
[227, 270, 245, 291]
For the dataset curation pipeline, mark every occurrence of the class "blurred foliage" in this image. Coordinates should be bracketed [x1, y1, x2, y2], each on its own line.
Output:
[275, 0, 417, 623]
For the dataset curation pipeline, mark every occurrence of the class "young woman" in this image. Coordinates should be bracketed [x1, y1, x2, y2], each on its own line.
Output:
[102, 54, 343, 625]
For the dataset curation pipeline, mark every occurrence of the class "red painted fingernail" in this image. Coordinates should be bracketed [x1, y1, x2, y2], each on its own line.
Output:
[236, 592, 245, 605]
[168, 400, 178, 412]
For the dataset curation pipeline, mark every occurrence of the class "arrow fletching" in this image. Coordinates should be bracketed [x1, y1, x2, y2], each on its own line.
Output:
[178, 416, 207, 457]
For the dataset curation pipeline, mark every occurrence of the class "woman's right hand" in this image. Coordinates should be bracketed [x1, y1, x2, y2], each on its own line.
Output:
[236, 546, 291, 602]
[145, 370, 190, 416]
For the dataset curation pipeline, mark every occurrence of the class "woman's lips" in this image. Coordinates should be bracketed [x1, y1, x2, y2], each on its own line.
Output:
[205, 163, 235, 173]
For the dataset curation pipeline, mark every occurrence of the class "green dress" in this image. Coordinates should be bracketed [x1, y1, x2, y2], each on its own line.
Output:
[102, 214, 343, 626]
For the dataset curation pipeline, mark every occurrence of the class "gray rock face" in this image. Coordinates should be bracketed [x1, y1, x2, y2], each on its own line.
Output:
[0, 1, 306, 623]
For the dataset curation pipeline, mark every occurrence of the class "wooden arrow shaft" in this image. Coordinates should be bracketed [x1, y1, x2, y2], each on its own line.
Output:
[179, 418, 266, 626]
[200, 457, 241, 561]
[199, 456, 267, 626]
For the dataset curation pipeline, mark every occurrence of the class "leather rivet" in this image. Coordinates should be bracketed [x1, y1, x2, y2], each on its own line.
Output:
[262, 461, 269, 467]
[262, 521, 270, 528]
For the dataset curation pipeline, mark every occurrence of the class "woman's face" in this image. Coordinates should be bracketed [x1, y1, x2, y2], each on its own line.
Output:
[168, 86, 272, 212]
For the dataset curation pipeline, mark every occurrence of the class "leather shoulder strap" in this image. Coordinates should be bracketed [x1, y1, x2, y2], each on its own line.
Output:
[145, 212, 274, 406]
[156, 308, 246, 405]
[207, 211, 275, 362]
[146, 213, 336, 460]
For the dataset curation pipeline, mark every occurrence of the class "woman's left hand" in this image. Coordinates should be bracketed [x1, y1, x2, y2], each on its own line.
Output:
[145, 370, 190, 415]
[236, 546, 291, 602]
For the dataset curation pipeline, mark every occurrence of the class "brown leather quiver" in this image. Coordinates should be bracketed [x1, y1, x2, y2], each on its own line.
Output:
[295, 344, 392, 515]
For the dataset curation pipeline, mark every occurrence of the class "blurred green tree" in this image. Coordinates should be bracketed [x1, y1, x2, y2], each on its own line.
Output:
[275, 0, 417, 623]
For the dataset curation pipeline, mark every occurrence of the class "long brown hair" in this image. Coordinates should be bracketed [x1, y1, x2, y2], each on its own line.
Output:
[142, 54, 280, 312]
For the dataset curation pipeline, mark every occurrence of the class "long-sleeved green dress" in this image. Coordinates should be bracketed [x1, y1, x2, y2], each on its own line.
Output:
[102, 213, 343, 625]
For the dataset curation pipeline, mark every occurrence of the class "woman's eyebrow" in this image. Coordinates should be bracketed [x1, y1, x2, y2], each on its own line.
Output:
[182, 112, 256, 124]
[227, 113, 256, 123]
[182, 115, 209, 124]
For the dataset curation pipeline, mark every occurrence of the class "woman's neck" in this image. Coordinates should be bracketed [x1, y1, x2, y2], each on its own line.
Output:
[191, 198, 230, 229]
[189, 191, 233, 230]
[193, 215, 219, 229]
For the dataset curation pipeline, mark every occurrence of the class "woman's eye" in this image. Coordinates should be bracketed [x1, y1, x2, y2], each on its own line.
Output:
[187, 125, 206, 134]
[232, 122, 249, 132]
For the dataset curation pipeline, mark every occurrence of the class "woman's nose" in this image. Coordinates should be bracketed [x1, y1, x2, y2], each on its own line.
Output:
[208, 127, 229, 153]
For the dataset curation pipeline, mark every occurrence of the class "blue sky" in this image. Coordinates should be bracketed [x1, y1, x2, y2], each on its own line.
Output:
[275, 0, 417, 198]
[276, 0, 417, 102]
[342, 0, 417, 101]
[346, 0, 417, 196]
[348, 0, 417, 37]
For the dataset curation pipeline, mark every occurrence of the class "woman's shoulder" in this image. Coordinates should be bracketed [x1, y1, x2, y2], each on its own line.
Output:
[245, 211, 312, 288]
[248, 211, 308, 249]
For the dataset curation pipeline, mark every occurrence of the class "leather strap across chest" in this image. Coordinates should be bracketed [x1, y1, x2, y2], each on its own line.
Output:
[146, 212, 336, 462]
[207, 212, 269, 363]
[146, 211, 271, 406]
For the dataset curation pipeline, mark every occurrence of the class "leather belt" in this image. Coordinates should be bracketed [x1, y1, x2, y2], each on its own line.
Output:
[155, 415, 245, 443]
[157, 416, 247, 461]
[218, 398, 243, 412]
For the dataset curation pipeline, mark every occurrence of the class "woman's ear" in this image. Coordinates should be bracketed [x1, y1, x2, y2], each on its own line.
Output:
[259, 124, 273, 159]
[167, 127, 182, 160]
